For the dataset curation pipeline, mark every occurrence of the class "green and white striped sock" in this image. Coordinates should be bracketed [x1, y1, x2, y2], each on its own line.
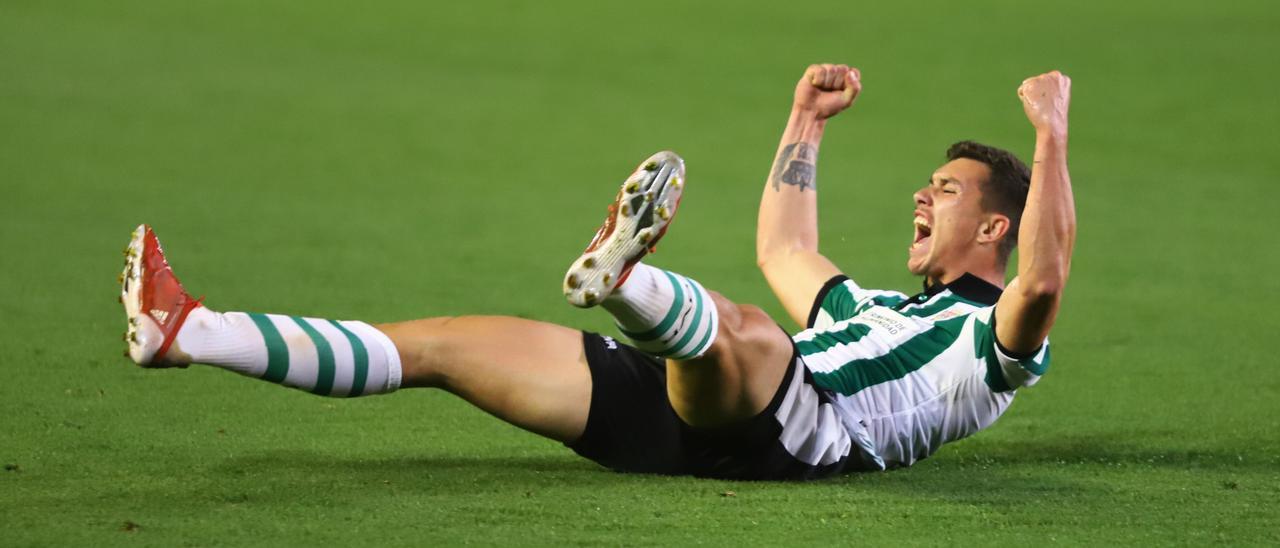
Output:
[602, 263, 718, 360]
[173, 308, 401, 396]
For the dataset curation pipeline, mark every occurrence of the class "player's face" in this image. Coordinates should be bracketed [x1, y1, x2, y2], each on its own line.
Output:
[907, 158, 992, 281]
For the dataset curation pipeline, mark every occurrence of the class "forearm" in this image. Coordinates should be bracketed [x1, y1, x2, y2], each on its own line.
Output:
[1016, 130, 1076, 295]
[995, 70, 1075, 354]
[756, 108, 827, 263]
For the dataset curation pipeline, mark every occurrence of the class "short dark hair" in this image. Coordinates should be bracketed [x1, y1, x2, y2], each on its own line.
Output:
[945, 140, 1031, 263]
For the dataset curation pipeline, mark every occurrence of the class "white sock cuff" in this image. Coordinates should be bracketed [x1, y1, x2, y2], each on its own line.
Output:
[667, 276, 718, 360]
[617, 262, 660, 294]
[607, 266, 719, 360]
[346, 321, 403, 392]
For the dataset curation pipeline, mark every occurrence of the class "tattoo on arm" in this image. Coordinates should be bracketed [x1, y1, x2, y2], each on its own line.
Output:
[771, 142, 817, 192]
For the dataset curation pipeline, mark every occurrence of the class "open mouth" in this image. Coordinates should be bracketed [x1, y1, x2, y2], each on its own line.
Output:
[912, 215, 932, 250]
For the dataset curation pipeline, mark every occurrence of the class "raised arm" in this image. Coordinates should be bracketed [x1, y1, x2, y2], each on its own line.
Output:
[756, 64, 861, 326]
[995, 71, 1077, 354]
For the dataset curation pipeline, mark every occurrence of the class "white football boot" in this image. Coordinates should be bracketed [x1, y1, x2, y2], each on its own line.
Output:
[564, 151, 685, 308]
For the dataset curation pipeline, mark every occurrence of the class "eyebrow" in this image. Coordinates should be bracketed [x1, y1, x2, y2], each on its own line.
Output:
[930, 176, 961, 185]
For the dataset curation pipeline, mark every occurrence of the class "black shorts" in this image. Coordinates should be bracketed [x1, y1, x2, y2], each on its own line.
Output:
[566, 332, 854, 480]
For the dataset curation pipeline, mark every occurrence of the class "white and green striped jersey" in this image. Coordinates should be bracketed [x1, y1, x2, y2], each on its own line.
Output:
[794, 274, 1050, 470]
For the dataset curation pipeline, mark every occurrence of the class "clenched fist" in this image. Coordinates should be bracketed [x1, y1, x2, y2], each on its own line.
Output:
[1018, 71, 1071, 134]
[794, 64, 861, 120]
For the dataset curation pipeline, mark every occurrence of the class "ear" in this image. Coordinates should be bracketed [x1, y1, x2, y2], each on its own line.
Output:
[977, 213, 1011, 246]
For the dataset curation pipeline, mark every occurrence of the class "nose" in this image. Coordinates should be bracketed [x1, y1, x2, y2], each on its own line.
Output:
[913, 186, 931, 207]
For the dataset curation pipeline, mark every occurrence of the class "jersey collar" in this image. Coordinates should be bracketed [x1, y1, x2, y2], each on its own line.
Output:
[921, 273, 1003, 306]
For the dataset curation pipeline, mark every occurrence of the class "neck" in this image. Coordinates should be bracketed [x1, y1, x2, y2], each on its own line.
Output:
[929, 263, 1006, 290]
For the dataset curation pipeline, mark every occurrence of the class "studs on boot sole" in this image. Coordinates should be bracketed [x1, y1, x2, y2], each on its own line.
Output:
[583, 289, 599, 306]
[582, 257, 595, 269]
[566, 274, 580, 289]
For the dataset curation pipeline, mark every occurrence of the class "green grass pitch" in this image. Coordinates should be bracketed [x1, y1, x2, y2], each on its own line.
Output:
[2, 0, 1278, 544]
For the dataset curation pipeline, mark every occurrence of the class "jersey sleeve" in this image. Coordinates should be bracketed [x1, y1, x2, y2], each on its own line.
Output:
[806, 275, 909, 330]
[973, 307, 1050, 392]
[807, 276, 856, 329]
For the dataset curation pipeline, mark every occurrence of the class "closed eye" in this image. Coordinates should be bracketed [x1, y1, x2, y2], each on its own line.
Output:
[930, 177, 960, 194]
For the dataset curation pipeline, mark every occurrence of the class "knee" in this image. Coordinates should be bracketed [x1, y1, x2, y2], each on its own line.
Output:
[377, 317, 461, 387]
[722, 303, 770, 336]
[705, 302, 778, 359]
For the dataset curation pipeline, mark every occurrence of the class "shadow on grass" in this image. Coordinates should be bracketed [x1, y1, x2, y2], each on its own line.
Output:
[209, 451, 635, 497]
[940, 431, 1271, 471]
[209, 429, 1267, 485]
[813, 431, 1276, 506]
[82, 431, 1259, 514]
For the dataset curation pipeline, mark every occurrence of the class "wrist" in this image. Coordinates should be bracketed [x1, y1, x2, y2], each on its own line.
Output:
[1035, 125, 1068, 144]
[1033, 128, 1068, 164]
[788, 107, 827, 140]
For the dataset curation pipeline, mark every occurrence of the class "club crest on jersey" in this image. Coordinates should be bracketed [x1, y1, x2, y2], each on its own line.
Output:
[930, 307, 965, 321]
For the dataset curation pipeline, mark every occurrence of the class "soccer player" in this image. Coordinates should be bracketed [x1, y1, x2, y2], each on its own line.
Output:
[119, 64, 1074, 479]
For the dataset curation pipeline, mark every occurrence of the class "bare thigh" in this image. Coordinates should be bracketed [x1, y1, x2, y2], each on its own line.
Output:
[376, 316, 590, 443]
[665, 293, 794, 428]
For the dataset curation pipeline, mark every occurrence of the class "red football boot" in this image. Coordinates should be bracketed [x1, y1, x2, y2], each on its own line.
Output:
[120, 224, 203, 367]
[564, 151, 685, 308]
